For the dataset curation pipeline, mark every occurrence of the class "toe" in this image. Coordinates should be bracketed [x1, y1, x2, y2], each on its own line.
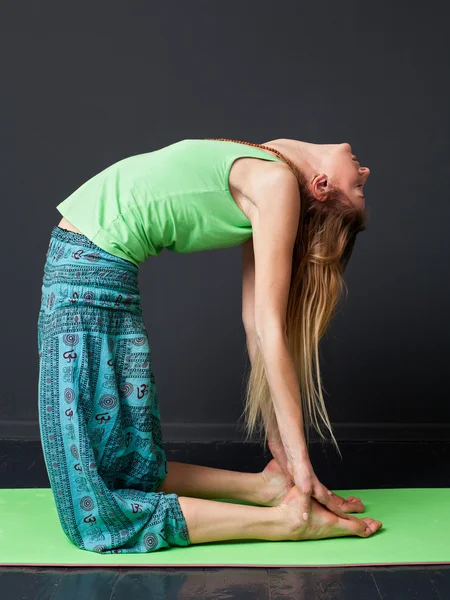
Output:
[340, 499, 365, 513]
[361, 518, 382, 535]
[336, 514, 370, 537]
[348, 496, 362, 503]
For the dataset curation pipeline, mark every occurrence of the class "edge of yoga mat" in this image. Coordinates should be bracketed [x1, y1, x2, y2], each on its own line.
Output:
[3, 561, 450, 568]
[1, 488, 450, 567]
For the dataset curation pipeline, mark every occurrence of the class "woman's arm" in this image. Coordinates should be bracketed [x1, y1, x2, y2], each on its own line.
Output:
[247, 168, 349, 522]
[255, 329, 308, 463]
[242, 235, 293, 470]
[245, 329, 292, 481]
[248, 169, 308, 464]
[245, 332, 285, 443]
[245, 331, 281, 439]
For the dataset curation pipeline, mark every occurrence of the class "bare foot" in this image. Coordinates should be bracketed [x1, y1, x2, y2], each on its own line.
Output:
[277, 486, 382, 541]
[259, 459, 365, 513]
[259, 459, 293, 506]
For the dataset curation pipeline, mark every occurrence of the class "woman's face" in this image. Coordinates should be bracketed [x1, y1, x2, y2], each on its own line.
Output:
[318, 143, 370, 208]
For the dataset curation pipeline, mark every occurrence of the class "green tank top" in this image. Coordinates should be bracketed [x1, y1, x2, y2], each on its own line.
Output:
[56, 139, 284, 266]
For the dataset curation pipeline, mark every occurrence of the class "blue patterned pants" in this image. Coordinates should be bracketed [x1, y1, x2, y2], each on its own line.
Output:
[37, 226, 190, 553]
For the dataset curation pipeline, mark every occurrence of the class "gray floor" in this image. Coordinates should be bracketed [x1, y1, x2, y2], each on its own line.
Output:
[1, 440, 449, 600]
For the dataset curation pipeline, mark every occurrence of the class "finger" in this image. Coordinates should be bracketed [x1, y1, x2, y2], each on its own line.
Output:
[328, 490, 345, 503]
[329, 491, 364, 506]
[327, 500, 351, 520]
[329, 491, 358, 506]
[299, 492, 311, 522]
[318, 489, 351, 520]
[328, 491, 346, 506]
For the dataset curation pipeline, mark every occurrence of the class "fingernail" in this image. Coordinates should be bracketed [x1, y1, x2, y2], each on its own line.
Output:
[327, 490, 333, 495]
[303, 512, 308, 521]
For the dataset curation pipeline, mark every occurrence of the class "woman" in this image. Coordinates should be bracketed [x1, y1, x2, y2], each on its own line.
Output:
[37, 137, 381, 554]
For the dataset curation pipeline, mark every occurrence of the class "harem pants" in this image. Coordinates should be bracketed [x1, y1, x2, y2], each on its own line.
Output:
[37, 226, 190, 553]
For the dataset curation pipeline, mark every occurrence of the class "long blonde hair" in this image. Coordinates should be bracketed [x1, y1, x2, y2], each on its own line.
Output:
[242, 153, 368, 453]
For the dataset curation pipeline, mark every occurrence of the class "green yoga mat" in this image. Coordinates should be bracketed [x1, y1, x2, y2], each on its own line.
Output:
[0, 488, 449, 567]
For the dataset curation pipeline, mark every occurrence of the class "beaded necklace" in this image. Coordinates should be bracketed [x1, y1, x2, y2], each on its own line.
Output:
[205, 137, 302, 183]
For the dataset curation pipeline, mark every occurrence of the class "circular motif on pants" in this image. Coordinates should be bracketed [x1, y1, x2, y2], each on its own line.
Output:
[82, 291, 95, 304]
[99, 394, 117, 409]
[119, 382, 133, 398]
[93, 545, 106, 553]
[63, 334, 79, 347]
[132, 337, 146, 346]
[154, 451, 164, 466]
[70, 444, 79, 459]
[80, 496, 94, 511]
[143, 532, 158, 550]
[64, 388, 75, 403]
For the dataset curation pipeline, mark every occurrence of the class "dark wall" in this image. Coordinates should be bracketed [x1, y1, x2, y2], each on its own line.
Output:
[1, 1, 449, 441]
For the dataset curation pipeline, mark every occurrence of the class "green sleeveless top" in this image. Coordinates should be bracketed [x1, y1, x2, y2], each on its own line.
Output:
[56, 139, 283, 266]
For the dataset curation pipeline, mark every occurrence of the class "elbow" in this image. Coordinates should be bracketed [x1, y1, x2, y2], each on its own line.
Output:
[255, 321, 288, 347]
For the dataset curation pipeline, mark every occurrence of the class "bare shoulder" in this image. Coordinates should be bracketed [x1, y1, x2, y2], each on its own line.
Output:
[229, 157, 299, 222]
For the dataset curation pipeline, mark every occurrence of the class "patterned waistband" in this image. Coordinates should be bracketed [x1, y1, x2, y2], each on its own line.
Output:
[40, 226, 142, 321]
[43, 224, 140, 292]
[51, 226, 105, 251]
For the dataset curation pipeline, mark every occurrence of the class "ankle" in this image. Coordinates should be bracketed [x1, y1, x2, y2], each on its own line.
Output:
[250, 472, 272, 506]
[219, 472, 267, 506]
[271, 505, 297, 541]
[275, 502, 306, 540]
[253, 471, 272, 506]
[244, 506, 290, 542]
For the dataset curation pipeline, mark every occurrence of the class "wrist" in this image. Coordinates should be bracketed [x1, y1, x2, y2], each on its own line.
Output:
[284, 441, 309, 463]
[278, 428, 309, 461]
[287, 450, 311, 469]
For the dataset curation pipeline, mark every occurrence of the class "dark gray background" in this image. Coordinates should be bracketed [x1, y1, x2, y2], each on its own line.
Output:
[1, 1, 449, 442]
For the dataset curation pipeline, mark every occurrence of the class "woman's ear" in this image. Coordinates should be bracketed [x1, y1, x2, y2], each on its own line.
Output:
[310, 174, 329, 202]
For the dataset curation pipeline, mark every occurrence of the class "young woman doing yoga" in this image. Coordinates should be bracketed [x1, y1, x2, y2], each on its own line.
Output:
[37, 137, 381, 554]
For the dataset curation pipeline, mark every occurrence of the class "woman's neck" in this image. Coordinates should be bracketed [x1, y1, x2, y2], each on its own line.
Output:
[263, 138, 322, 182]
